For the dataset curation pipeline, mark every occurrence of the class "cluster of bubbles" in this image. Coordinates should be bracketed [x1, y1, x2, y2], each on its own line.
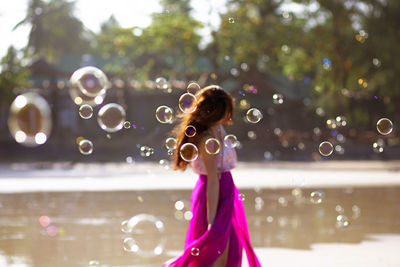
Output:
[121, 214, 166, 257]
[140, 146, 155, 157]
[8, 93, 52, 147]
[372, 139, 384, 153]
[326, 116, 347, 129]
[238, 193, 245, 201]
[165, 137, 177, 156]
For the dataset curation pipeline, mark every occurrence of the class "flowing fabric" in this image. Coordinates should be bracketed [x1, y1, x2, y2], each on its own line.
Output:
[163, 171, 261, 267]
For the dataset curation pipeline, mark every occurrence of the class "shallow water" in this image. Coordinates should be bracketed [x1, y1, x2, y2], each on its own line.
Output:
[0, 186, 399, 266]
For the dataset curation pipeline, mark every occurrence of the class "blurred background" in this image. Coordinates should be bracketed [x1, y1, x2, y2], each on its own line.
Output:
[0, 0, 399, 161]
[0, 0, 400, 267]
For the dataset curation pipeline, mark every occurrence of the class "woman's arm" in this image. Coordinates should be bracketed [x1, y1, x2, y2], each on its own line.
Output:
[200, 135, 220, 227]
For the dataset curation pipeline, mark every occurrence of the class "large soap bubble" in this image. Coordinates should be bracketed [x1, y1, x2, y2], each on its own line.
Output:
[70, 66, 109, 97]
[97, 103, 126, 133]
[123, 214, 166, 257]
[8, 92, 52, 147]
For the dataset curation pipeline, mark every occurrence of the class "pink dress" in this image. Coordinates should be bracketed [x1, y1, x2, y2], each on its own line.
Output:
[163, 126, 261, 267]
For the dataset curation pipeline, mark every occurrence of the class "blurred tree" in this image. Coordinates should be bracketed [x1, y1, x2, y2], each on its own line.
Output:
[14, 0, 90, 63]
[0, 46, 30, 107]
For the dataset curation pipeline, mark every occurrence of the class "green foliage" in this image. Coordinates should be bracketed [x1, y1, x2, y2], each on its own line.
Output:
[0, 47, 30, 107]
[14, 0, 89, 63]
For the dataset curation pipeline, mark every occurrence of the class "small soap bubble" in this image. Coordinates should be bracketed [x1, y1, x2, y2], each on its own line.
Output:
[272, 94, 283, 104]
[310, 190, 325, 204]
[246, 108, 263, 123]
[121, 220, 131, 233]
[123, 237, 139, 252]
[185, 125, 196, 137]
[165, 137, 177, 150]
[376, 118, 393, 135]
[140, 146, 154, 157]
[228, 17, 235, 23]
[79, 104, 93, 119]
[191, 247, 200, 256]
[97, 103, 126, 133]
[155, 77, 168, 89]
[224, 134, 238, 148]
[187, 82, 201, 95]
[123, 121, 131, 129]
[205, 138, 220, 154]
[184, 211, 193, 221]
[70, 66, 109, 97]
[247, 130, 256, 140]
[178, 93, 197, 113]
[238, 193, 245, 201]
[155, 106, 173, 123]
[88, 260, 100, 266]
[336, 215, 350, 229]
[78, 139, 93, 155]
[179, 143, 199, 162]
[372, 140, 384, 153]
[278, 197, 288, 207]
[335, 204, 345, 214]
[319, 141, 333, 156]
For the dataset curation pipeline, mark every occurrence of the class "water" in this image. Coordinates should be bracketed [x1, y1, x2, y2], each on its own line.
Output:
[0, 186, 399, 266]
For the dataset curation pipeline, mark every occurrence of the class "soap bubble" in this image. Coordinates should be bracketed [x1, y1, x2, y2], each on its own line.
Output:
[79, 104, 93, 119]
[78, 139, 93, 155]
[310, 190, 325, 204]
[175, 200, 185, 211]
[185, 125, 196, 137]
[155, 77, 168, 89]
[121, 220, 131, 233]
[376, 118, 393, 135]
[205, 138, 220, 154]
[238, 193, 245, 201]
[97, 103, 126, 133]
[179, 143, 198, 162]
[178, 93, 197, 113]
[246, 108, 263, 123]
[155, 106, 173, 123]
[88, 260, 100, 266]
[319, 141, 333, 156]
[372, 139, 384, 153]
[123, 214, 166, 257]
[228, 17, 235, 23]
[336, 215, 350, 229]
[8, 93, 52, 147]
[70, 66, 109, 97]
[123, 121, 131, 129]
[272, 94, 283, 104]
[165, 137, 177, 150]
[187, 82, 201, 95]
[224, 134, 238, 148]
[191, 247, 200, 256]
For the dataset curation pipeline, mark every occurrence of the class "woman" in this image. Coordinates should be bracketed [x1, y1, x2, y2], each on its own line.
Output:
[163, 85, 261, 267]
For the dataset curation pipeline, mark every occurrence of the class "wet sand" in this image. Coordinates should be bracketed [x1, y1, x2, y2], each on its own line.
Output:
[0, 162, 399, 266]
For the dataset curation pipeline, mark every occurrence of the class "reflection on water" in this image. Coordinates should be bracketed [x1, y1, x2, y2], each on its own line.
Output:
[0, 187, 400, 266]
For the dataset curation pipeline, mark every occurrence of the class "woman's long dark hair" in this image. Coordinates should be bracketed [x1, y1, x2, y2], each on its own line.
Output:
[171, 85, 235, 170]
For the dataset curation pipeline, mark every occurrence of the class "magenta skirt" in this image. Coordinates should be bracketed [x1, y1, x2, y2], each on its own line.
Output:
[163, 171, 261, 267]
